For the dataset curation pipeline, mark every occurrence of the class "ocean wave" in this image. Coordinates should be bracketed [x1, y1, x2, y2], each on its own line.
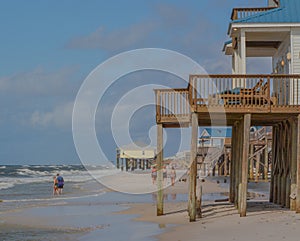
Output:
[0, 166, 6, 169]
[0, 182, 15, 190]
[0, 166, 120, 190]
[1, 192, 106, 203]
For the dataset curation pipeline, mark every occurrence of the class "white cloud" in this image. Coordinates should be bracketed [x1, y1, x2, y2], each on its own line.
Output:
[30, 101, 74, 128]
[0, 66, 78, 96]
[65, 22, 156, 51]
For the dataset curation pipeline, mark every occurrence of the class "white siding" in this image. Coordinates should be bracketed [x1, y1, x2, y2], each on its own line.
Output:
[291, 29, 300, 73]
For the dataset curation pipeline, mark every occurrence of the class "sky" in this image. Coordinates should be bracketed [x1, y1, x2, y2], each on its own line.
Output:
[0, 0, 271, 165]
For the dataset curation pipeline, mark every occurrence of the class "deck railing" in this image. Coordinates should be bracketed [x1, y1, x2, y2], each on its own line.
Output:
[231, 7, 277, 20]
[154, 88, 190, 123]
[155, 75, 300, 124]
[189, 75, 300, 112]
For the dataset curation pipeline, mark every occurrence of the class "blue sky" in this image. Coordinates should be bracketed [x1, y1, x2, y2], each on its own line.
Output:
[0, 0, 271, 165]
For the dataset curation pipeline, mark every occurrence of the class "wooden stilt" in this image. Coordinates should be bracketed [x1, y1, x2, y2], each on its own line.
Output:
[255, 153, 260, 183]
[157, 124, 164, 216]
[281, 122, 288, 207]
[188, 112, 198, 222]
[196, 180, 202, 218]
[229, 124, 237, 203]
[264, 140, 269, 181]
[290, 118, 297, 210]
[273, 126, 279, 204]
[295, 115, 300, 213]
[125, 158, 128, 171]
[240, 114, 251, 217]
[249, 144, 254, 180]
[224, 150, 228, 176]
[234, 122, 240, 207]
[270, 127, 275, 203]
[236, 118, 244, 213]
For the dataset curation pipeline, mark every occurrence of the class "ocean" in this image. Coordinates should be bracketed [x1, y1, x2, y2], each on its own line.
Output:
[0, 165, 238, 241]
[0, 165, 186, 241]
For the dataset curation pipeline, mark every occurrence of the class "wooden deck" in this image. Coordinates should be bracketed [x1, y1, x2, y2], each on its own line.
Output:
[155, 75, 300, 127]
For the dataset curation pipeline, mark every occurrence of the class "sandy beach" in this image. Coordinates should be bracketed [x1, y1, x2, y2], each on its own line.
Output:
[119, 177, 300, 241]
[2, 166, 300, 241]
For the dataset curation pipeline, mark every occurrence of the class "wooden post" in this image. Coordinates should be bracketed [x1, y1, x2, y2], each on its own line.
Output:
[157, 124, 164, 216]
[196, 180, 202, 218]
[255, 153, 260, 183]
[272, 126, 279, 204]
[229, 124, 237, 203]
[236, 120, 242, 209]
[264, 140, 269, 181]
[240, 114, 251, 217]
[125, 158, 128, 171]
[249, 144, 254, 180]
[269, 127, 274, 203]
[277, 125, 283, 205]
[296, 115, 300, 213]
[224, 150, 228, 176]
[291, 118, 297, 210]
[189, 112, 198, 222]
[236, 121, 242, 208]
[116, 150, 120, 169]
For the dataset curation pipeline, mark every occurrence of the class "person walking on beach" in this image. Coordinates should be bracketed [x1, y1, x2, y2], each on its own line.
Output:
[53, 176, 59, 195]
[151, 165, 157, 185]
[170, 166, 176, 186]
[163, 166, 167, 185]
[56, 173, 64, 194]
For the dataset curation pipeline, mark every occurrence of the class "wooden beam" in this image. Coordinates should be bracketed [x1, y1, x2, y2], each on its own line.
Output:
[240, 114, 251, 217]
[188, 112, 198, 221]
[157, 124, 164, 216]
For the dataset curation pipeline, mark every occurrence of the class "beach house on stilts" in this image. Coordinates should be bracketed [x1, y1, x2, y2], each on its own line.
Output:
[154, 0, 300, 221]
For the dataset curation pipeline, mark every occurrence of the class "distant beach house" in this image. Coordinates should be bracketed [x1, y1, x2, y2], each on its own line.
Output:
[116, 143, 155, 171]
[198, 128, 232, 148]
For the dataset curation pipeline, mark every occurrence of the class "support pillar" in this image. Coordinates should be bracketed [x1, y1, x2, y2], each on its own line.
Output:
[188, 112, 198, 222]
[255, 153, 260, 183]
[249, 144, 254, 180]
[264, 140, 269, 181]
[224, 150, 228, 176]
[296, 115, 300, 213]
[291, 119, 297, 210]
[239, 114, 251, 217]
[229, 125, 237, 203]
[157, 124, 164, 216]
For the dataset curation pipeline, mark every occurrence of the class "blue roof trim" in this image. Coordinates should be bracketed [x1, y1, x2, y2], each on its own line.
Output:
[222, 40, 232, 52]
[230, 0, 300, 24]
[200, 127, 232, 138]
